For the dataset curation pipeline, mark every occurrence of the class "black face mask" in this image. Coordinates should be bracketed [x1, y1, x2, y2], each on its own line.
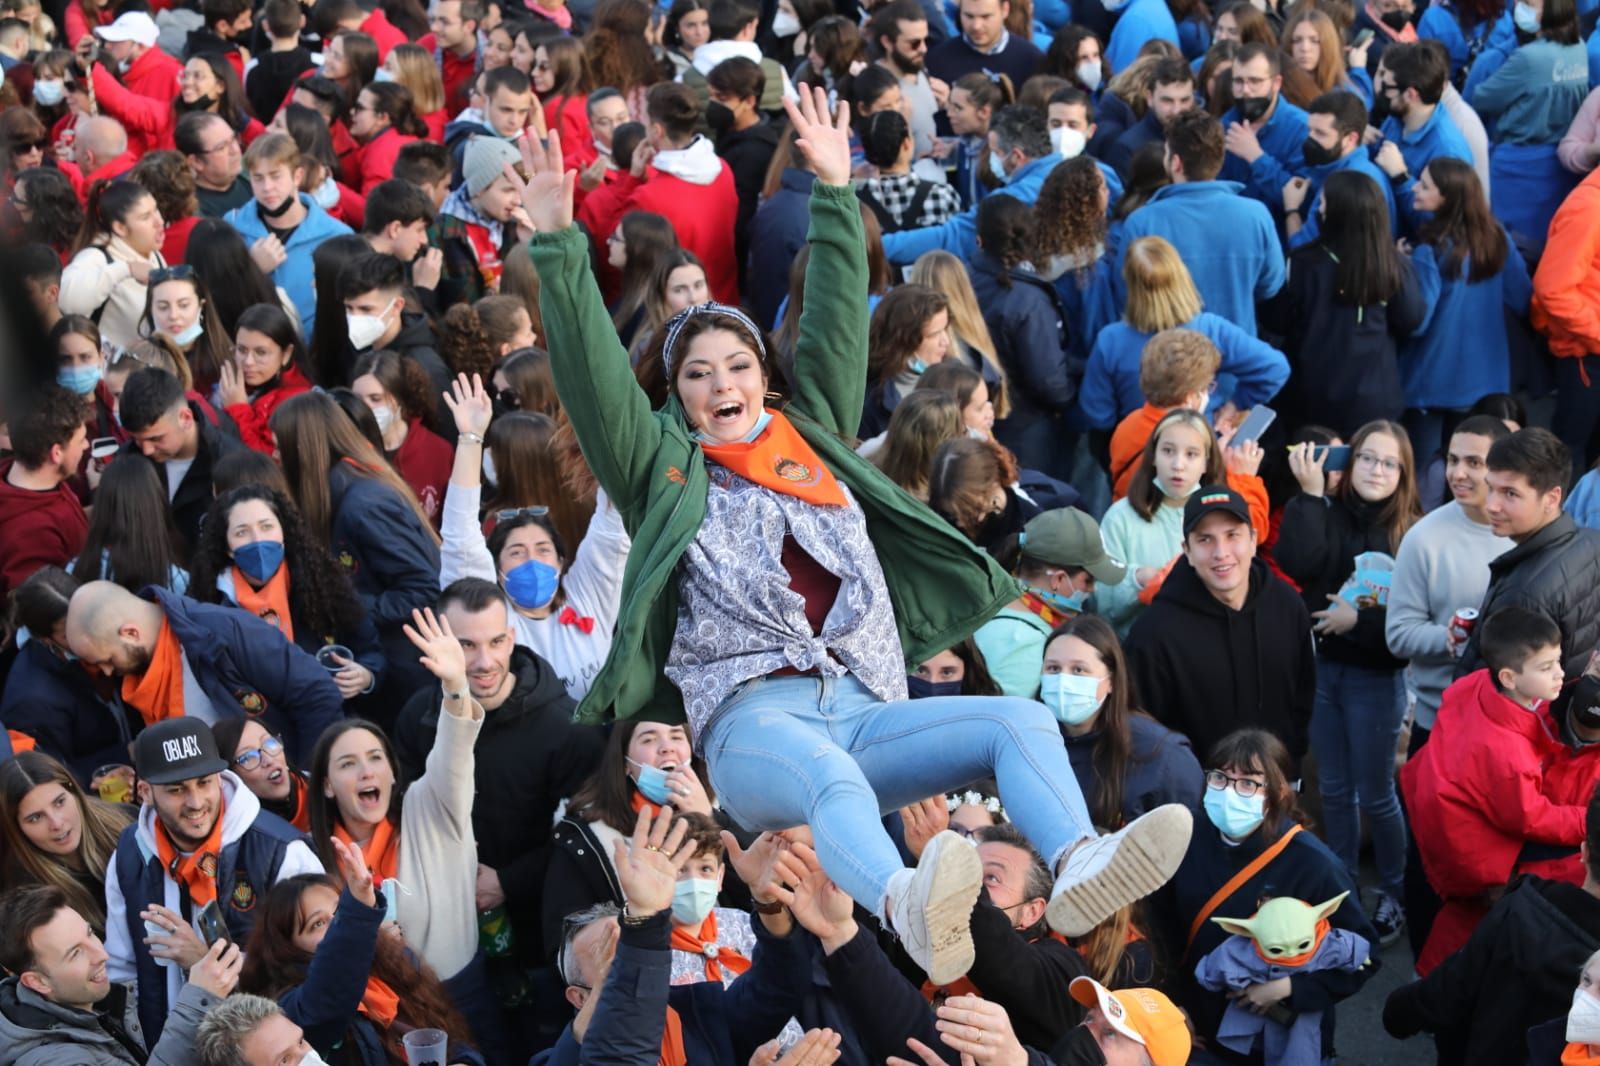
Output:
[1234, 94, 1272, 123]
[1369, 90, 1393, 124]
[1379, 7, 1411, 29]
[1301, 135, 1342, 167]
[259, 192, 298, 218]
[176, 93, 217, 114]
[906, 674, 962, 699]
[1049, 1025, 1109, 1066]
[705, 100, 735, 135]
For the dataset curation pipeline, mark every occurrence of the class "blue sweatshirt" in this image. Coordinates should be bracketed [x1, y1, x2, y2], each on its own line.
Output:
[1080, 311, 1290, 429]
[224, 194, 352, 337]
[881, 150, 1062, 264]
[1117, 181, 1285, 332]
[1288, 147, 1398, 249]
[1469, 40, 1590, 145]
[1380, 107, 1473, 232]
[1107, 0, 1179, 72]
[1418, 5, 1508, 82]
[1219, 95, 1311, 220]
[1401, 235, 1532, 408]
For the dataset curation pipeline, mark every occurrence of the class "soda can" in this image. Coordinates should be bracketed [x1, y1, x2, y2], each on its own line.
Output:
[478, 905, 514, 958]
[1448, 608, 1479, 655]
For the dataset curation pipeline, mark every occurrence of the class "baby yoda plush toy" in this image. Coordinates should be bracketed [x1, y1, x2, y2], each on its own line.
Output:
[1193, 892, 1372, 1066]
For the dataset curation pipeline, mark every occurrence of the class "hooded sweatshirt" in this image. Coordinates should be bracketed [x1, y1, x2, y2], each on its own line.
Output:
[1124, 556, 1316, 771]
[0, 459, 88, 600]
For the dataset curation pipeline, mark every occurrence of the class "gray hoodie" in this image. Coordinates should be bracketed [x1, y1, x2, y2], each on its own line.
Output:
[0, 976, 216, 1066]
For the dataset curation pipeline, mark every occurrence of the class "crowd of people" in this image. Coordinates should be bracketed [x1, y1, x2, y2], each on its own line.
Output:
[4, 0, 1600, 1058]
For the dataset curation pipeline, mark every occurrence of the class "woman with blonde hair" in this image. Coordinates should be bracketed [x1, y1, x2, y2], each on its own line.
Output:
[382, 43, 447, 140]
[1282, 6, 1371, 104]
[870, 389, 965, 500]
[1080, 235, 1287, 432]
[909, 249, 1010, 419]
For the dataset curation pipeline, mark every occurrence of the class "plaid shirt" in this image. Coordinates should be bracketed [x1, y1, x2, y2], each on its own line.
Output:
[860, 173, 963, 230]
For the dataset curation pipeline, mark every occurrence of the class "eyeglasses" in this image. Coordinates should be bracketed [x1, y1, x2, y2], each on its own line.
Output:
[495, 505, 549, 523]
[150, 264, 196, 285]
[195, 137, 239, 157]
[234, 734, 284, 771]
[1205, 769, 1265, 798]
[1354, 451, 1402, 474]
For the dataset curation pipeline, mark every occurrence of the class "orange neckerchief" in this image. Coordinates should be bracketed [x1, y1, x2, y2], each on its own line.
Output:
[153, 798, 226, 908]
[1253, 918, 1331, 968]
[121, 619, 186, 727]
[333, 817, 400, 887]
[285, 776, 311, 833]
[1564, 1045, 1600, 1066]
[631, 790, 665, 819]
[699, 411, 847, 508]
[1018, 590, 1071, 628]
[231, 564, 295, 642]
[670, 911, 753, 984]
[660, 1006, 688, 1066]
[357, 974, 400, 1027]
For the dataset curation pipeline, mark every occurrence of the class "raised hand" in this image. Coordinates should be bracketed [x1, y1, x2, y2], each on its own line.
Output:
[331, 835, 377, 907]
[779, 841, 856, 951]
[781, 85, 852, 188]
[444, 372, 493, 438]
[187, 939, 244, 999]
[403, 607, 469, 696]
[217, 361, 248, 408]
[611, 806, 697, 917]
[721, 830, 787, 902]
[507, 130, 575, 236]
[899, 796, 950, 861]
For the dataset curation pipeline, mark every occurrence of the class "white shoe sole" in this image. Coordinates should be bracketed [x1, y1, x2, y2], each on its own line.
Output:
[1047, 804, 1193, 937]
[912, 833, 984, 986]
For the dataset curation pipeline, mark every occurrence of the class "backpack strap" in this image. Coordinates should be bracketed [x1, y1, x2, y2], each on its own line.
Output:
[855, 184, 899, 234]
[1185, 824, 1304, 954]
[903, 180, 934, 229]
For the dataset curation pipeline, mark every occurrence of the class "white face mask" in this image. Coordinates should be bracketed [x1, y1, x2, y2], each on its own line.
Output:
[313, 174, 340, 209]
[373, 67, 397, 82]
[298, 1050, 331, 1066]
[988, 150, 1008, 180]
[173, 321, 204, 347]
[1051, 126, 1086, 160]
[347, 300, 395, 351]
[372, 403, 397, 434]
[482, 451, 497, 485]
[33, 79, 66, 106]
[1569, 987, 1600, 1045]
[772, 9, 801, 36]
[1076, 59, 1103, 91]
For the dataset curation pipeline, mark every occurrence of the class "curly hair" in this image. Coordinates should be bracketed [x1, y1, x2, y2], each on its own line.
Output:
[127, 151, 199, 228]
[351, 349, 442, 432]
[974, 194, 1033, 288]
[867, 284, 948, 384]
[1032, 155, 1107, 280]
[15, 168, 83, 254]
[584, 0, 669, 95]
[439, 303, 496, 382]
[189, 485, 367, 643]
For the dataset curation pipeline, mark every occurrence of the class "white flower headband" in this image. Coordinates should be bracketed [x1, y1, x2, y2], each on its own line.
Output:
[947, 790, 1005, 817]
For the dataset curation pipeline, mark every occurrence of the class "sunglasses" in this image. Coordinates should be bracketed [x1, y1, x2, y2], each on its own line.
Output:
[496, 387, 522, 410]
[13, 138, 46, 153]
[495, 505, 550, 523]
[150, 264, 196, 285]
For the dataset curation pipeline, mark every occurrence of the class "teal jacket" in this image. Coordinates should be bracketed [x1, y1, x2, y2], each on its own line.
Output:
[528, 182, 1021, 726]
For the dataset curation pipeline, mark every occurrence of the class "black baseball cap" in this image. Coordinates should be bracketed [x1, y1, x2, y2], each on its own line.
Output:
[134, 719, 230, 785]
[1182, 485, 1251, 536]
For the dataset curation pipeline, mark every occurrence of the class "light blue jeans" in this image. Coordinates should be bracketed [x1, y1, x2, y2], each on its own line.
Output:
[699, 673, 1096, 913]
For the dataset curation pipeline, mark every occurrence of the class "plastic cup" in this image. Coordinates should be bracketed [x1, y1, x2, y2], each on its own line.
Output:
[316, 645, 354, 673]
[402, 1028, 448, 1066]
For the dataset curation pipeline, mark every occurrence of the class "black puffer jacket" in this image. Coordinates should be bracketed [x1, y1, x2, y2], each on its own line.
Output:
[1275, 492, 1405, 671]
[1383, 876, 1600, 1066]
[1456, 513, 1600, 686]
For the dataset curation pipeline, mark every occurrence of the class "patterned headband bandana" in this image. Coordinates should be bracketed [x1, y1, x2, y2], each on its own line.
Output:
[661, 301, 769, 377]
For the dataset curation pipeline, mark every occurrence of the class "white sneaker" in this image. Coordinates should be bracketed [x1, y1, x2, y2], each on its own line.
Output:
[887, 829, 983, 986]
[1046, 804, 1194, 937]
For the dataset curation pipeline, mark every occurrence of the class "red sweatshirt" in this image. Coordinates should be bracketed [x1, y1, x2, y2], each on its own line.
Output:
[0, 459, 89, 600]
[390, 419, 453, 526]
[224, 365, 314, 454]
[351, 125, 418, 197]
[359, 8, 409, 59]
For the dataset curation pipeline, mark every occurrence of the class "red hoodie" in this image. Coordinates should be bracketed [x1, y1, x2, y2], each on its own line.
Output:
[351, 125, 418, 197]
[0, 459, 90, 600]
[225, 365, 314, 454]
[416, 32, 479, 116]
[359, 8, 409, 59]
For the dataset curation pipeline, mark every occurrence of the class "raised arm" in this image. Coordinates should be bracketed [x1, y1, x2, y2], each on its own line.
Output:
[438, 373, 501, 587]
[514, 135, 663, 515]
[782, 87, 871, 438]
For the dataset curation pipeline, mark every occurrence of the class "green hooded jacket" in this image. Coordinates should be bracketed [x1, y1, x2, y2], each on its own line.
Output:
[527, 180, 1022, 727]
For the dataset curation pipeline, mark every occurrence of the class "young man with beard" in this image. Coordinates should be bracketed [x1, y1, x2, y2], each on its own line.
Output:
[0, 385, 88, 600]
[1371, 41, 1472, 233]
[1217, 43, 1310, 222]
[101, 719, 322, 1043]
[1104, 58, 1194, 178]
[871, 1, 944, 163]
[1283, 90, 1396, 247]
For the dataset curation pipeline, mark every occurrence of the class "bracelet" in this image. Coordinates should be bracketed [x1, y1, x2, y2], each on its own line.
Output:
[459, 432, 485, 445]
[621, 903, 652, 925]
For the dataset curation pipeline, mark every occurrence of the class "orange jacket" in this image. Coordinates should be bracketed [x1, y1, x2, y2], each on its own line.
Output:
[1110, 402, 1167, 500]
[1533, 166, 1600, 359]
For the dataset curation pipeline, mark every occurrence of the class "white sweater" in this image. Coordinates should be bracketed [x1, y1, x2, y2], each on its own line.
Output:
[1385, 501, 1511, 728]
[59, 237, 165, 353]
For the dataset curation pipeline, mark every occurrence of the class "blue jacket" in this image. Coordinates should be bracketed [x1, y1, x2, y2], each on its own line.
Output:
[745, 168, 815, 331]
[1418, 5, 1507, 82]
[1063, 711, 1205, 823]
[1054, 252, 1120, 365]
[1220, 96, 1310, 220]
[1380, 108, 1473, 232]
[947, 135, 988, 211]
[1589, 25, 1600, 89]
[1402, 235, 1532, 408]
[1468, 39, 1590, 145]
[967, 248, 1079, 429]
[1079, 311, 1289, 429]
[925, 31, 1045, 88]
[1117, 181, 1285, 332]
[224, 194, 352, 338]
[213, 569, 387, 693]
[0, 638, 140, 786]
[1288, 148, 1398, 249]
[327, 463, 441, 636]
[882, 151, 1063, 264]
[148, 586, 345, 764]
[1106, 0, 1179, 72]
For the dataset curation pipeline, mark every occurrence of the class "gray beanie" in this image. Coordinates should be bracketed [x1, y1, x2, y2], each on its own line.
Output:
[463, 136, 522, 197]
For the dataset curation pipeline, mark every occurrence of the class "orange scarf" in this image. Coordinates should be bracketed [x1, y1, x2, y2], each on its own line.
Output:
[1564, 1045, 1600, 1066]
[1018, 590, 1071, 628]
[152, 797, 226, 908]
[631, 790, 665, 819]
[284, 776, 311, 833]
[669, 911, 753, 984]
[699, 411, 847, 508]
[231, 564, 295, 643]
[357, 974, 400, 1027]
[660, 1006, 688, 1066]
[334, 817, 401, 887]
[121, 619, 186, 727]
[1252, 919, 1331, 968]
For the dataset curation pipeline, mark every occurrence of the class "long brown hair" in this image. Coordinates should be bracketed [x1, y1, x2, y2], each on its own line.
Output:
[1281, 8, 1347, 94]
[1032, 156, 1107, 279]
[240, 874, 474, 1063]
[1417, 157, 1508, 283]
[352, 349, 443, 434]
[1127, 409, 1225, 522]
[567, 720, 711, 832]
[908, 251, 1009, 418]
[497, 347, 559, 417]
[612, 212, 681, 333]
[867, 284, 948, 384]
[871, 390, 963, 500]
[583, 0, 669, 94]
[1336, 420, 1420, 553]
[305, 719, 405, 873]
[485, 411, 594, 554]
[1044, 615, 1141, 830]
[0, 752, 132, 932]
[927, 436, 1018, 538]
[270, 391, 440, 548]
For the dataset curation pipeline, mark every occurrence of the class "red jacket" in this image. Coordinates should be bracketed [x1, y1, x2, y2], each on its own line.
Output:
[63, 2, 114, 47]
[92, 61, 266, 157]
[360, 8, 409, 59]
[326, 180, 367, 230]
[0, 459, 89, 601]
[352, 126, 418, 197]
[422, 108, 447, 143]
[417, 33, 479, 116]
[390, 419, 453, 527]
[545, 94, 591, 155]
[224, 365, 314, 454]
[83, 149, 140, 187]
[162, 214, 200, 263]
[1402, 669, 1596, 971]
[581, 159, 740, 304]
[1533, 166, 1600, 360]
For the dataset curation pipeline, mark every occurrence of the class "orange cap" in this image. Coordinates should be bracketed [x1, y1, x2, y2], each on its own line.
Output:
[1069, 976, 1191, 1066]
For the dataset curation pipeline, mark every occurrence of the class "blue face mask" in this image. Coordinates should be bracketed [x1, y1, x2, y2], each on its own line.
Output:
[234, 539, 286, 583]
[988, 150, 1008, 181]
[908, 359, 928, 375]
[694, 408, 772, 445]
[1034, 586, 1087, 614]
[1155, 475, 1202, 500]
[1513, 0, 1540, 32]
[173, 321, 204, 348]
[627, 757, 675, 805]
[1039, 672, 1104, 725]
[906, 674, 963, 699]
[503, 557, 559, 611]
[58, 364, 102, 395]
[671, 877, 720, 926]
[1203, 784, 1266, 839]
